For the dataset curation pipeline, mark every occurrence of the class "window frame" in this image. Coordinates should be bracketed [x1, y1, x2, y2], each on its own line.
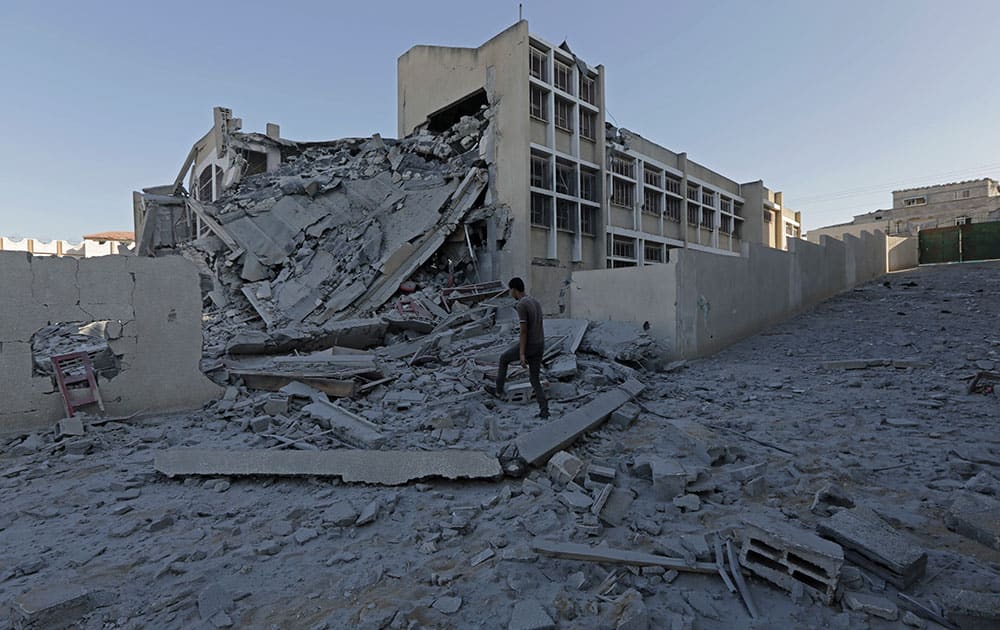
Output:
[530, 85, 548, 122]
[611, 177, 635, 208]
[554, 97, 574, 132]
[530, 153, 551, 190]
[554, 61, 573, 94]
[530, 47, 548, 81]
[579, 109, 596, 141]
[530, 192, 552, 227]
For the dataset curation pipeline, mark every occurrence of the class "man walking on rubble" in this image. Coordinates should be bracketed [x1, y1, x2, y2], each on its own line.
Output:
[485, 277, 549, 419]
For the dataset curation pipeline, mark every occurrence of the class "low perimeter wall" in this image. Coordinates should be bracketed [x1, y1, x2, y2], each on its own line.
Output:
[0, 252, 221, 434]
[570, 230, 906, 359]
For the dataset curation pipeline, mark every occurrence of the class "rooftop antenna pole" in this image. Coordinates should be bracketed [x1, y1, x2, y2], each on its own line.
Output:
[519, 3, 523, 21]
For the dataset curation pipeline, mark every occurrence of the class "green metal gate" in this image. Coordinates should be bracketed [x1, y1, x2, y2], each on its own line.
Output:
[919, 221, 1000, 264]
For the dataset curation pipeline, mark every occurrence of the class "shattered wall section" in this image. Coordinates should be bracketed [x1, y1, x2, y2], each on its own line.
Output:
[0, 252, 221, 433]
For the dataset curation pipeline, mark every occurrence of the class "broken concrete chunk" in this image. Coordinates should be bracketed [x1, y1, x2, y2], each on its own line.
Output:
[301, 400, 385, 448]
[558, 490, 593, 512]
[945, 492, 1000, 552]
[609, 402, 640, 429]
[633, 454, 687, 500]
[432, 596, 462, 615]
[940, 588, 1000, 630]
[55, 417, 85, 438]
[843, 591, 899, 621]
[10, 583, 114, 630]
[817, 506, 927, 588]
[355, 498, 381, 526]
[508, 599, 554, 630]
[614, 588, 649, 630]
[546, 451, 583, 485]
[198, 583, 233, 621]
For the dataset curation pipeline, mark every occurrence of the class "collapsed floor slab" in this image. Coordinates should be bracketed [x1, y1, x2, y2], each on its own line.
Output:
[153, 448, 502, 485]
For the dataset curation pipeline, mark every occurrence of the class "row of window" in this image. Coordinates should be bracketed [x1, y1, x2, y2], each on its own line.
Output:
[608, 235, 666, 263]
[530, 46, 598, 105]
[530, 86, 598, 140]
[530, 153, 600, 201]
[611, 153, 741, 215]
[530, 193, 598, 235]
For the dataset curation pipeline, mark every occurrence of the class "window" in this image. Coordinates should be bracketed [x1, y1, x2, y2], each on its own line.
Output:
[644, 242, 664, 263]
[580, 75, 597, 105]
[701, 190, 715, 207]
[720, 215, 732, 234]
[643, 188, 662, 215]
[531, 193, 551, 227]
[530, 85, 548, 121]
[643, 168, 662, 188]
[611, 235, 635, 258]
[556, 199, 575, 231]
[554, 61, 572, 93]
[687, 185, 699, 201]
[579, 110, 597, 141]
[610, 154, 634, 178]
[701, 208, 714, 229]
[554, 98, 573, 131]
[733, 220, 742, 239]
[611, 178, 634, 207]
[665, 176, 681, 195]
[665, 197, 681, 222]
[763, 210, 772, 223]
[721, 197, 732, 214]
[903, 196, 926, 207]
[197, 166, 214, 201]
[580, 169, 599, 202]
[581, 206, 597, 235]
[530, 47, 548, 81]
[555, 161, 576, 196]
[531, 153, 550, 189]
[688, 203, 700, 224]
[960, 189, 971, 199]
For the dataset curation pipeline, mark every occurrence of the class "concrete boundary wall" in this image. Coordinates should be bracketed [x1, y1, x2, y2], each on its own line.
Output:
[570, 230, 901, 359]
[0, 252, 221, 434]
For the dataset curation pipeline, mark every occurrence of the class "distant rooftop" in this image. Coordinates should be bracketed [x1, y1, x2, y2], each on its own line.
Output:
[893, 177, 997, 195]
[83, 231, 135, 242]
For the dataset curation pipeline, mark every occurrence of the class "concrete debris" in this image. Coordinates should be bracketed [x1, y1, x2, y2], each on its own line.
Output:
[508, 599, 555, 630]
[944, 492, 1000, 551]
[154, 449, 502, 485]
[546, 450, 583, 484]
[842, 591, 899, 620]
[54, 417, 85, 438]
[817, 506, 927, 588]
[10, 583, 114, 630]
[579, 320, 660, 364]
[940, 588, 1000, 630]
[530, 539, 717, 574]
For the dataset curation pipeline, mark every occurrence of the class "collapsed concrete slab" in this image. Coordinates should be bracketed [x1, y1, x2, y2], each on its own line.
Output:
[510, 378, 645, 467]
[0, 252, 222, 434]
[530, 539, 717, 574]
[154, 448, 502, 485]
[817, 506, 927, 588]
[945, 492, 1000, 552]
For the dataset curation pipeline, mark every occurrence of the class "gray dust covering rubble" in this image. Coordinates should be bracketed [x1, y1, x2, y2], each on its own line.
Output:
[4, 110, 1000, 628]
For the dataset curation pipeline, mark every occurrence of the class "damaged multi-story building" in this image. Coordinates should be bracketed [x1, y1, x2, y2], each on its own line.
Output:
[133, 20, 805, 313]
[398, 21, 804, 306]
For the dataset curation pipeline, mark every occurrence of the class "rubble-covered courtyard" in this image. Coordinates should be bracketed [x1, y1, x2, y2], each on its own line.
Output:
[2, 260, 998, 629]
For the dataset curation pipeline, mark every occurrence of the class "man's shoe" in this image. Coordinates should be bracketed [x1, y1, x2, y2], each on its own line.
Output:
[483, 385, 503, 399]
[537, 411, 550, 420]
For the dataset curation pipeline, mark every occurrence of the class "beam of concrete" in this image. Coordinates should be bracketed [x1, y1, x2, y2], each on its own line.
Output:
[513, 378, 644, 466]
[302, 400, 384, 448]
[530, 539, 717, 574]
[817, 506, 927, 588]
[154, 449, 502, 485]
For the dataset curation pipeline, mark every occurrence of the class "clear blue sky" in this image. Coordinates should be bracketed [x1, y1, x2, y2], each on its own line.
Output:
[1, 0, 997, 240]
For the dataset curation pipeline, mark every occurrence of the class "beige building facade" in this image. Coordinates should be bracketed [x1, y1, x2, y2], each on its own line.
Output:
[398, 21, 804, 310]
[808, 177, 1000, 243]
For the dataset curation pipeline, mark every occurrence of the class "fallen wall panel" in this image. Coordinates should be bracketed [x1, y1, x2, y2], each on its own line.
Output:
[154, 448, 502, 485]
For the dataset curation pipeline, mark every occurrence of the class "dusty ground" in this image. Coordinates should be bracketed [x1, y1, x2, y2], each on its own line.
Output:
[1, 261, 998, 629]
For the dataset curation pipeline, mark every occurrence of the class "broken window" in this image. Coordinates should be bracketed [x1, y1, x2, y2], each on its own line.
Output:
[554, 61, 573, 93]
[611, 235, 636, 258]
[531, 153, 551, 189]
[665, 175, 681, 195]
[31, 321, 122, 382]
[530, 46, 548, 81]
[665, 197, 681, 222]
[610, 154, 634, 179]
[643, 188, 662, 216]
[581, 206, 598, 236]
[530, 85, 548, 121]
[644, 242, 664, 263]
[531, 193, 552, 227]
[579, 110, 597, 141]
[580, 168, 599, 202]
[555, 160, 576, 196]
[611, 177, 634, 207]
[556, 199, 575, 231]
[197, 166, 214, 201]
[242, 150, 268, 176]
[554, 98, 574, 132]
[702, 208, 715, 229]
[580, 75, 597, 105]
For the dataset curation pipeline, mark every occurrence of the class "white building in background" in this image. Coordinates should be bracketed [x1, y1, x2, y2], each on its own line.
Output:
[0, 231, 135, 257]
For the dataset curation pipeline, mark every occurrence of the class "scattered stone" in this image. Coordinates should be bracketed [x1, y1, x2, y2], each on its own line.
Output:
[55, 417, 85, 438]
[609, 403, 640, 429]
[558, 490, 593, 512]
[198, 583, 233, 621]
[12, 433, 44, 456]
[271, 521, 293, 537]
[249, 416, 271, 434]
[508, 599, 554, 630]
[10, 583, 112, 629]
[940, 588, 1000, 630]
[843, 591, 899, 620]
[356, 498, 381, 526]
[432, 596, 462, 614]
[901, 611, 926, 628]
[945, 492, 1000, 551]
[672, 494, 701, 512]
[148, 515, 175, 532]
[614, 588, 648, 630]
[547, 451, 583, 485]
[294, 527, 319, 545]
[322, 501, 360, 526]
[116, 488, 141, 501]
[471, 548, 495, 567]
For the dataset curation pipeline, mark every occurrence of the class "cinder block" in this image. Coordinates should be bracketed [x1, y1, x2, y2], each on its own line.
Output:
[609, 402, 640, 429]
[55, 417, 85, 438]
[633, 454, 688, 500]
[547, 450, 583, 485]
[263, 394, 289, 416]
[739, 515, 843, 604]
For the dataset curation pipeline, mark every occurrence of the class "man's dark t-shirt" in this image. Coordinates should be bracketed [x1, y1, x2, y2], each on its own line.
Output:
[516, 295, 544, 347]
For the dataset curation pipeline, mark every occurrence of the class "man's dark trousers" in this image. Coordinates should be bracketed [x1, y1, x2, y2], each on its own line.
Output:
[496, 341, 548, 417]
